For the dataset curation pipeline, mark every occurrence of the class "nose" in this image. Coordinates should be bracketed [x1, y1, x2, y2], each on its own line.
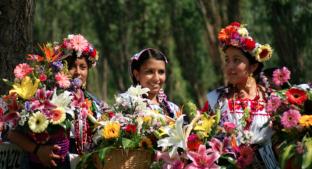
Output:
[152, 72, 160, 82]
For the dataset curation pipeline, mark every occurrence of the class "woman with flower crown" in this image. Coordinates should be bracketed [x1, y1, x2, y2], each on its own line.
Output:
[128, 48, 180, 120]
[201, 22, 280, 169]
[7, 34, 109, 169]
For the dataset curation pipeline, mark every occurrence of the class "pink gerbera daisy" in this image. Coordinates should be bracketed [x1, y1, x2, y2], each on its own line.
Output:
[55, 72, 70, 89]
[69, 34, 89, 52]
[266, 95, 282, 113]
[281, 109, 301, 129]
[13, 63, 33, 79]
[272, 67, 291, 86]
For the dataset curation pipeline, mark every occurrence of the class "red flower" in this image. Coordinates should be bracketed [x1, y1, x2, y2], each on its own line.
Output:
[90, 48, 97, 58]
[187, 134, 202, 151]
[259, 48, 269, 59]
[108, 111, 115, 118]
[243, 38, 256, 51]
[124, 124, 136, 134]
[286, 88, 308, 105]
[39, 73, 47, 82]
[230, 22, 241, 27]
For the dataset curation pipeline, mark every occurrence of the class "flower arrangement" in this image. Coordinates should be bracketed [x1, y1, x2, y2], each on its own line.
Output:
[218, 22, 272, 62]
[265, 66, 312, 169]
[78, 85, 171, 168]
[154, 102, 257, 169]
[0, 34, 99, 159]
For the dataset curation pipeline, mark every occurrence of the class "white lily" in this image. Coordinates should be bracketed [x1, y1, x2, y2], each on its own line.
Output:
[127, 85, 150, 97]
[157, 115, 187, 157]
[50, 89, 74, 118]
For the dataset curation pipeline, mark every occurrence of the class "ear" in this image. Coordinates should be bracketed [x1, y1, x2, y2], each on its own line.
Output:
[249, 63, 259, 74]
[133, 70, 140, 82]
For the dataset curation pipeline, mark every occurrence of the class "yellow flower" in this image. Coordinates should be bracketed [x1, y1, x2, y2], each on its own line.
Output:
[50, 108, 66, 124]
[255, 44, 273, 62]
[102, 122, 120, 139]
[28, 111, 49, 133]
[193, 115, 215, 137]
[299, 115, 312, 127]
[237, 27, 249, 37]
[139, 137, 153, 149]
[143, 116, 152, 124]
[10, 76, 40, 100]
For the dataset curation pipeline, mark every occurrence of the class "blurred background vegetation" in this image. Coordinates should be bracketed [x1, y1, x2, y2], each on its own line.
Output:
[1, 0, 312, 107]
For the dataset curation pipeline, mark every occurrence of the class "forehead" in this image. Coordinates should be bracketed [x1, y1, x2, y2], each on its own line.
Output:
[140, 58, 166, 70]
[224, 47, 245, 58]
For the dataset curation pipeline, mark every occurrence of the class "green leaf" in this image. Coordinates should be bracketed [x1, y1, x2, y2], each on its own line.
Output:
[122, 137, 136, 149]
[279, 143, 295, 169]
[302, 138, 312, 169]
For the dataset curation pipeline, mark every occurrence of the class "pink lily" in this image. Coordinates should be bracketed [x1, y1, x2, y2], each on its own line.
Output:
[155, 151, 185, 169]
[185, 144, 220, 169]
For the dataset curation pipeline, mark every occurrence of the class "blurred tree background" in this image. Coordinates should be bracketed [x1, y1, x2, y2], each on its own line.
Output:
[1, 0, 312, 107]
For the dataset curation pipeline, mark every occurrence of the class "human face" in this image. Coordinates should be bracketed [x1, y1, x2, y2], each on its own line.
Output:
[133, 58, 166, 97]
[68, 57, 89, 85]
[224, 47, 256, 86]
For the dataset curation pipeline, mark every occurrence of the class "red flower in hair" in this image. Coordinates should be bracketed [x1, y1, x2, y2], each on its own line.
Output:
[90, 48, 97, 58]
[230, 22, 241, 27]
[243, 38, 256, 51]
[286, 88, 308, 105]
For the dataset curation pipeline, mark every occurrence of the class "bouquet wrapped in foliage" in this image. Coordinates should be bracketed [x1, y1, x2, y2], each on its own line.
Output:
[154, 102, 257, 169]
[264, 67, 312, 169]
[0, 42, 89, 160]
[79, 85, 172, 168]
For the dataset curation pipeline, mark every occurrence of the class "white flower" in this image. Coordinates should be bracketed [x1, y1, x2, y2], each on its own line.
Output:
[157, 115, 187, 157]
[19, 110, 29, 126]
[127, 85, 150, 97]
[50, 89, 74, 118]
[238, 27, 249, 37]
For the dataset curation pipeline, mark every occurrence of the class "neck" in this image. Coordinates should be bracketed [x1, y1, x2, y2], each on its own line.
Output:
[147, 93, 159, 104]
[233, 77, 258, 99]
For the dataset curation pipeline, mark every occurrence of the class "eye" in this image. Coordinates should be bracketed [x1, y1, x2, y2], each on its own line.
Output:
[79, 64, 88, 70]
[144, 69, 153, 74]
[158, 69, 165, 75]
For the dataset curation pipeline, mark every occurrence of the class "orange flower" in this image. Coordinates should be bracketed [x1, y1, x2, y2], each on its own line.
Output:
[299, 115, 312, 127]
[218, 28, 228, 42]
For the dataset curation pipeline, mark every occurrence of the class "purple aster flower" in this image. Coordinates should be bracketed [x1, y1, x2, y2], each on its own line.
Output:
[51, 61, 64, 72]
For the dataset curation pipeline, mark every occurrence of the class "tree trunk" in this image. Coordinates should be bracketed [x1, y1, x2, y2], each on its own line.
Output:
[0, 0, 35, 94]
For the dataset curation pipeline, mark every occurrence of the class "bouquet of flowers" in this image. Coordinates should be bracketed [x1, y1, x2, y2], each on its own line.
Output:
[0, 42, 88, 159]
[78, 85, 171, 168]
[264, 67, 312, 169]
[154, 102, 257, 169]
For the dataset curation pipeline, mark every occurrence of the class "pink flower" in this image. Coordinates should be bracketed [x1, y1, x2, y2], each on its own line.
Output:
[281, 109, 301, 129]
[13, 63, 33, 79]
[223, 122, 236, 133]
[272, 67, 291, 86]
[266, 95, 282, 113]
[155, 151, 185, 169]
[69, 34, 89, 52]
[185, 144, 220, 169]
[55, 72, 70, 89]
[39, 74, 47, 82]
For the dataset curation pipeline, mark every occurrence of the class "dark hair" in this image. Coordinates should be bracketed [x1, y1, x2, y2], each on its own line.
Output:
[130, 48, 168, 85]
[65, 52, 93, 69]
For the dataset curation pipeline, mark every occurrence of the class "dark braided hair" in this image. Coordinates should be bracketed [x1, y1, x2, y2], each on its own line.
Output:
[130, 48, 175, 117]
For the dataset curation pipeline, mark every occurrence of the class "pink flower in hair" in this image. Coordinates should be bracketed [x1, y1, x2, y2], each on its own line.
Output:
[69, 34, 89, 52]
[55, 72, 70, 89]
[272, 67, 291, 86]
[281, 109, 301, 129]
[14, 63, 33, 79]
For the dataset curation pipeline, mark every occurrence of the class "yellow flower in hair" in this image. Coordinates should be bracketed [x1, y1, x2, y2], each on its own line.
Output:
[255, 44, 273, 62]
[237, 27, 249, 37]
[28, 111, 49, 133]
[299, 115, 312, 127]
[102, 122, 120, 139]
[10, 76, 40, 100]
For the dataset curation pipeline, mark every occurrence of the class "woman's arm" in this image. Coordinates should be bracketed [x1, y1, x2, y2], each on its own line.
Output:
[8, 130, 61, 167]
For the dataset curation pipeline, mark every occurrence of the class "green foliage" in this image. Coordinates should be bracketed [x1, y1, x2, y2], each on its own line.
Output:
[32, 0, 312, 107]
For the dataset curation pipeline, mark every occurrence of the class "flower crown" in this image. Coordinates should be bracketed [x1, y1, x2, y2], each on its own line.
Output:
[59, 34, 99, 66]
[218, 22, 272, 62]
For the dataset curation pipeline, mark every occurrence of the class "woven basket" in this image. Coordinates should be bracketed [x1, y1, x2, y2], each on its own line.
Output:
[94, 149, 152, 169]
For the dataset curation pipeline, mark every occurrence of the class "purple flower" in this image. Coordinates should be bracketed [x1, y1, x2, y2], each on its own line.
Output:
[71, 78, 82, 88]
[51, 61, 63, 72]
[24, 101, 31, 112]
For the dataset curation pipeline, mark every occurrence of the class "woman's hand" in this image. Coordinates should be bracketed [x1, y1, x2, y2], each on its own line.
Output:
[37, 145, 61, 167]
